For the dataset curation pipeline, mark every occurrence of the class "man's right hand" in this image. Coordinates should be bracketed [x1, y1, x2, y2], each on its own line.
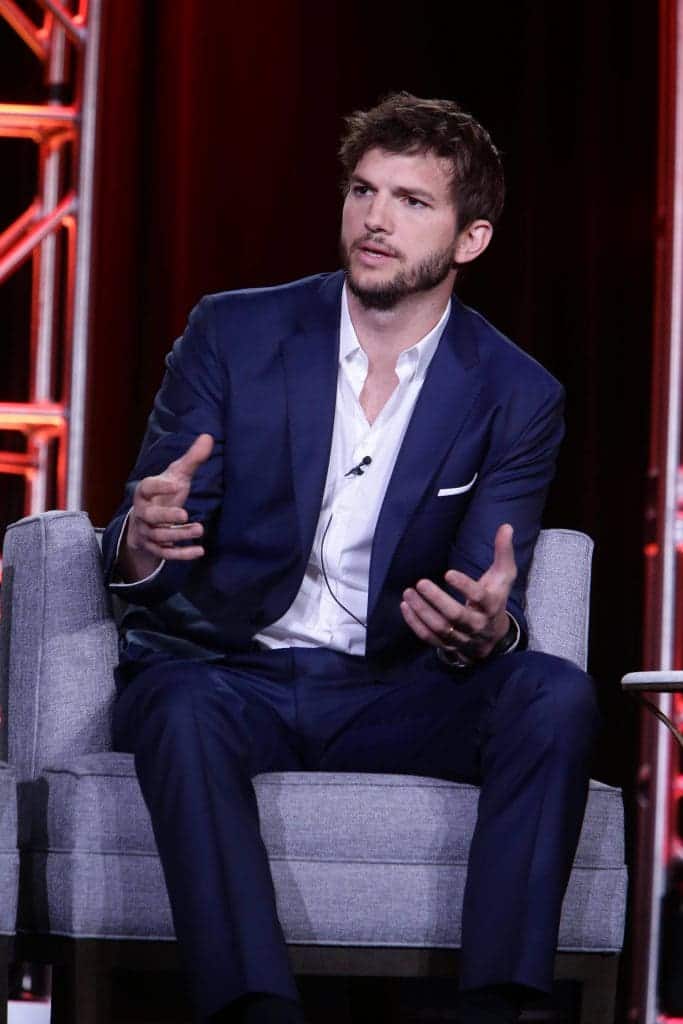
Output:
[117, 433, 214, 583]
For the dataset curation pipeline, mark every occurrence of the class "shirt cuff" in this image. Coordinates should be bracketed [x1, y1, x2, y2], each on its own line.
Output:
[501, 612, 521, 654]
[109, 508, 166, 589]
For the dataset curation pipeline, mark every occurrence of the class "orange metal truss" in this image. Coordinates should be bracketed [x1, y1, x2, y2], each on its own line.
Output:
[0, 0, 101, 526]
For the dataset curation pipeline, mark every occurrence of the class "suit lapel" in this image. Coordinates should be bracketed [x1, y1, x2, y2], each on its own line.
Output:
[281, 273, 343, 558]
[367, 299, 481, 618]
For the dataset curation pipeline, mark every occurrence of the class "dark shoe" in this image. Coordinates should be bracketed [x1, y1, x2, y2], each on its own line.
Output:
[208, 994, 306, 1024]
[456, 985, 522, 1024]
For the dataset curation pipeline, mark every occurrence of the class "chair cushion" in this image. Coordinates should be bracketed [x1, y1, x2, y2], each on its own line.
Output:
[19, 755, 626, 952]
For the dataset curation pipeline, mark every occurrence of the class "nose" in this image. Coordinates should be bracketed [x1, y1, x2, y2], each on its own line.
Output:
[364, 194, 392, 234]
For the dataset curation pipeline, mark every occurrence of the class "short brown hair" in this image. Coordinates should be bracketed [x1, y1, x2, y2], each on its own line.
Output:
[339, 92, 505, 229]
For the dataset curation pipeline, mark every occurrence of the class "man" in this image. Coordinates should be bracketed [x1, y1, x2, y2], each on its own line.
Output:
[103, 93, 600, 1024]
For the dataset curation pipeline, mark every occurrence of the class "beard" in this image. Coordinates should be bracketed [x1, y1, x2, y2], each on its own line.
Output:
[340, 237, 455, 311]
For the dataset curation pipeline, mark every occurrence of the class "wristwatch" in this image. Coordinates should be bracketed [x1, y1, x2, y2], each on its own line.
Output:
[490, 613, 521, 657]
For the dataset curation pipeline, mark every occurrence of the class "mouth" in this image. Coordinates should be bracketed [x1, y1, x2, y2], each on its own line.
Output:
[354, 241, 399, 262]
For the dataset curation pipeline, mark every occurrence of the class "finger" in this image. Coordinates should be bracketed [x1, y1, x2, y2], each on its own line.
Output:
[404, 587, 486, 640]
[138, 523, 204, 546]
[414, 579, 488, 634]
[445, 571, 508, 622]
[136, 476, 180, 501]
[491, 523, 517, 580]
[441, 624, 479, 649]
[467, 525, 517, 616]
[443, 569, 485, 606]
[136, 505, 189, 527]
[143, 541, 206, 562]
[400, 600, 443, 648]
[170, 434, 215, 479]
[401, 600, 479, 651]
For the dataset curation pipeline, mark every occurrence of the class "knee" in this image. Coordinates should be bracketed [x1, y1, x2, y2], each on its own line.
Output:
[537, 652, 598, 718]
[146, 668, 219, 723]
[508, 651, 601, 743]
[115, 662, 232, 749]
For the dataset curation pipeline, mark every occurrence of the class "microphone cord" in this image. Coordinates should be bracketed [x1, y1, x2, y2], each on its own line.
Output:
[319, 512, 368, 630]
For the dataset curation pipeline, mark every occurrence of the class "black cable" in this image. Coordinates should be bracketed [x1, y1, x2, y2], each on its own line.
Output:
[319, 513, 367, 630]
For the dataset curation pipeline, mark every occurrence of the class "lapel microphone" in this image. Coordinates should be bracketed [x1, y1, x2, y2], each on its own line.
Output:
[345, 456, 372, 477]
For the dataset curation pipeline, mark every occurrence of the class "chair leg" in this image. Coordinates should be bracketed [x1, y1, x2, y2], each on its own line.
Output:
[50, 941, 112, 1024]
[553, 953, 620, 1024]
[576, 955, 619, 1024]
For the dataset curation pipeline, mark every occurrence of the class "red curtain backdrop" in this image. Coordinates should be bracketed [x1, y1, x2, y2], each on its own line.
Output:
[0, 5, 659, 1018]
[0, 0, 656, 786]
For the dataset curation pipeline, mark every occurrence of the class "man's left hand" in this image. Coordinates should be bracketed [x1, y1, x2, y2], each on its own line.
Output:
[400, 523, 517, 663]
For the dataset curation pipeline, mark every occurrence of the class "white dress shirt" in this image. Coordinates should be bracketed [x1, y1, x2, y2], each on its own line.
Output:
[256, 286, 451, 655]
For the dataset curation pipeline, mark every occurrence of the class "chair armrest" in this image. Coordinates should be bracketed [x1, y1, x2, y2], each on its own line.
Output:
[622, 673, 683, 750]
[621, 671, 683, 691]
[2, 511, 118, 779]
[525, 529, 593, 670]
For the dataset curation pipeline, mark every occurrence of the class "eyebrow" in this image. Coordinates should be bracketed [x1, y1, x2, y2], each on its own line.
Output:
[350, 174, 437, 203]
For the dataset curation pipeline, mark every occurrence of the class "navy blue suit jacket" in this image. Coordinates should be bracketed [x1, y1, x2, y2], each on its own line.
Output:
[102, 271, 564, 669]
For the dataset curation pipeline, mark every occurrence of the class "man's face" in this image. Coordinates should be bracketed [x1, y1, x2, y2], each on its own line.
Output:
[340, 147, 461, 311]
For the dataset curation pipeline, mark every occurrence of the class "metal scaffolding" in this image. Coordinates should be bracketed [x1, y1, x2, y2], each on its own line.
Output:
[633, 1, 683, 1021]
[0, 0, 101, 520]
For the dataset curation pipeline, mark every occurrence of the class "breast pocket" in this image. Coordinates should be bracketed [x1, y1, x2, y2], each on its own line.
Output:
[416, 471, 479, 522]
[436, 472, 478, 498]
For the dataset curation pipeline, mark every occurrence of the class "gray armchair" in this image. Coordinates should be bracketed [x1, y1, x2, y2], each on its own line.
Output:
[1, 511, 626, 1024]
[0, 764, 19, 1024]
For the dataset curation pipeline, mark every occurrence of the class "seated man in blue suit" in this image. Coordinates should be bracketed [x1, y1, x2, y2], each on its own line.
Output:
[103, 93, 600, 1024]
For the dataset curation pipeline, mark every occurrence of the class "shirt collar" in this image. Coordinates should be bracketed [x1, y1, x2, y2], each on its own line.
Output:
[339, 283, 451, 381]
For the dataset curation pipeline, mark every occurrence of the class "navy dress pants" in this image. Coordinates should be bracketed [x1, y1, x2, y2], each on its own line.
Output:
[112, 646, 600, 1021]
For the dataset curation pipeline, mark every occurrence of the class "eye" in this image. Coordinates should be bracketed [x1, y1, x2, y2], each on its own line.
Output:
[351, 184, 372, 197]
[405, 196, 428, 209]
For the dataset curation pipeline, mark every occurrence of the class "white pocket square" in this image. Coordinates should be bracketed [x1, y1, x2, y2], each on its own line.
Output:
[437, 473, 478, 497]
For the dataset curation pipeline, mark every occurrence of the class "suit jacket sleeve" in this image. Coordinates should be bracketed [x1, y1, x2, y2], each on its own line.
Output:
[101, 296, 227, 604]
[447, 380, 565, 644]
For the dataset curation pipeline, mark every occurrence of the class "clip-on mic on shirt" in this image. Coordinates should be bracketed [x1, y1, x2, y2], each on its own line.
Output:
[344, 456, 372, 477]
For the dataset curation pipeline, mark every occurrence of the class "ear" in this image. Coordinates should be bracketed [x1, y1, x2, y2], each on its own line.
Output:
[453, 219, 493, 266]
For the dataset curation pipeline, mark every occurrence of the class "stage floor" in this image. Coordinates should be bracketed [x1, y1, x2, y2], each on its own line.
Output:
[2, 978, 586, 1022]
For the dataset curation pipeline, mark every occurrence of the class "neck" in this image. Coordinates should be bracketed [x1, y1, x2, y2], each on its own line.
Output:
[346, 279, 453, 368]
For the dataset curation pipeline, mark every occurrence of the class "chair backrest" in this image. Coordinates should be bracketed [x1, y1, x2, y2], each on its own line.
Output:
[0, 511, 593, 779]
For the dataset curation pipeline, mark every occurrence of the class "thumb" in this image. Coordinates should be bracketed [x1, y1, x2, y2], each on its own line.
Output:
[491, 523, 516, 578]
[171, 433, 214, 480]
